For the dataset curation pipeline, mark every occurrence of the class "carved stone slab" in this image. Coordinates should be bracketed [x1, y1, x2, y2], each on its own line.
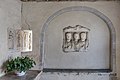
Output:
[63, 25, 90, 52]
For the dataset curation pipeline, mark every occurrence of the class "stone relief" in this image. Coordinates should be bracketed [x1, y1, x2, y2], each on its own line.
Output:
[7, 28, 22, 51]
[7, 28, 32, 52]
[7, 28, 15, 50]
[20, 30, 32, 52]
[62, 25, 90, 52]
[16, 30, 21, 50]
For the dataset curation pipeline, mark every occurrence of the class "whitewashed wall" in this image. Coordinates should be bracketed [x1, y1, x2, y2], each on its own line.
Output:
[0, 0, 21, 77]
[22, 1, 120, 80]
[43, 7, 110, 69]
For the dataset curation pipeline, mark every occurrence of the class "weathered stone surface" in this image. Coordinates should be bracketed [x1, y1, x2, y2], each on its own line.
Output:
[0, 70, 41, 80]
[21, 0, 120, 2]
[38, 72, 110, 80]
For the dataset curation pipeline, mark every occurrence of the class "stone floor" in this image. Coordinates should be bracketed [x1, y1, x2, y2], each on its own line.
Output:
[36, 72, 111, 80]
[0, 70, 41, 80]
[0, 71, 116, 80]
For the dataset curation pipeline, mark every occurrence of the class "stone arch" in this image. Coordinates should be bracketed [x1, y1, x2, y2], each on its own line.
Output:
[40, 6, 116, 73]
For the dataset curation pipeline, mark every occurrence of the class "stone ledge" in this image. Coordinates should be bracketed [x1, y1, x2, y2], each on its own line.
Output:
[0, 70, 41, 80]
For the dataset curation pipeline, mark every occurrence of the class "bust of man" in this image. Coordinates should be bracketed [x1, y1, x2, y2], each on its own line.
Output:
[64, 32, 72, 49]
[79, 32, 89, 51]
[80, 32, 87, 42]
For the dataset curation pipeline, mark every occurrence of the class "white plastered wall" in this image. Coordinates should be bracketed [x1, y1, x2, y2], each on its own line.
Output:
[22, 1, 120, 80]
[0, 0, 21, 77]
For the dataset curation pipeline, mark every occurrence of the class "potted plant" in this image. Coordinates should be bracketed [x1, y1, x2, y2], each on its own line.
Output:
[5, 56, 36, 76]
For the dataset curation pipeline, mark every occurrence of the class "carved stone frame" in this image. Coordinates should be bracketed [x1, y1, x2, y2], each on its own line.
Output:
[40, 6, 116, 79]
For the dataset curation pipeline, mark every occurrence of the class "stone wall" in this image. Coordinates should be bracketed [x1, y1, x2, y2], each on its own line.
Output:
[22, 1, 120, 80]
[0, 0, 21, 77]
[21, 0, 120, 2]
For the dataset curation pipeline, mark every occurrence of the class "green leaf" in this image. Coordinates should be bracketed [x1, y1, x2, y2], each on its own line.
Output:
[5, 56, 36, 73]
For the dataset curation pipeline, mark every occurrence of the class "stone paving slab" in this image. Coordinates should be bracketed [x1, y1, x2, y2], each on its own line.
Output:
[0, 70, 41, 80]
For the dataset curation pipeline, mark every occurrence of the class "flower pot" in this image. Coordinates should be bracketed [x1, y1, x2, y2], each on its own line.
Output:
[15, 71, 26, 76]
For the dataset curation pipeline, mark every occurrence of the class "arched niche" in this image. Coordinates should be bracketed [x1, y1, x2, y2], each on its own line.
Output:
[40, 6, 116, 74]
